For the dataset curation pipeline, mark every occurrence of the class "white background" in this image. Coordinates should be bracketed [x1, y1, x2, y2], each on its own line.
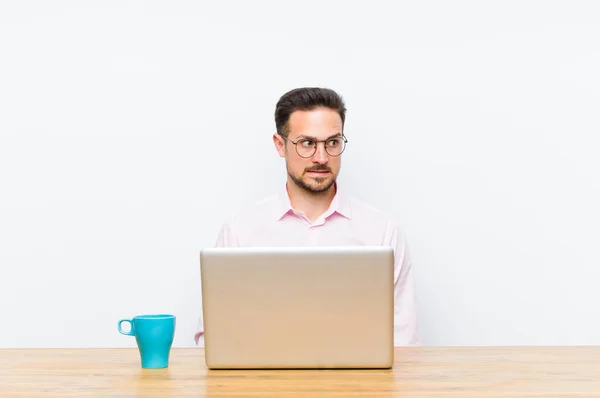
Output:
[1, 1, 599, 348]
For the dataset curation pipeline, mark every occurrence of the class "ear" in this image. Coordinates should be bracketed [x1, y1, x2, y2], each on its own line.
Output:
[273, 133, 286, 158]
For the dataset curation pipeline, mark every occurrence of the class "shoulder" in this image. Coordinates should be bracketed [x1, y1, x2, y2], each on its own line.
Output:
[345, 195, 409, 243]
[347, 196, 402, 227]
[347, 196, 394, 220]
[215, 192, 280, 247]
[220, 192, 279, 229]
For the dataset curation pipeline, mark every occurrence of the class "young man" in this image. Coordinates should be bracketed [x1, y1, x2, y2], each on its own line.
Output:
[195, 87, 420, 346]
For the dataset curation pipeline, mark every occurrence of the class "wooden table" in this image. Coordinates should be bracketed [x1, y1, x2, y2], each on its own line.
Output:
[1, 347, 599, 397]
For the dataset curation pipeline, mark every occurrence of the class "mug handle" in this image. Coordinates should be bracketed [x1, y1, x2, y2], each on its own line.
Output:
[118, 319, 135, 336]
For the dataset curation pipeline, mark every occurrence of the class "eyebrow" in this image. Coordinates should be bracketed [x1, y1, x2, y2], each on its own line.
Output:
[296, 133, 343, 141]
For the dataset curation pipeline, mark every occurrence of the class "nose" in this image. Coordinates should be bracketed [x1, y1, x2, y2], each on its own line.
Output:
[312, 142, 329, 164]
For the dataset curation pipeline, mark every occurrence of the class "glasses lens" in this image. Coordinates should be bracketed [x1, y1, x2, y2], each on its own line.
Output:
[325, 138, 345, 156]
[296, 139, 316, 157]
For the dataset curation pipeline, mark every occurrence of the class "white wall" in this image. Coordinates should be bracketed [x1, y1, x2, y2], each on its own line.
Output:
[1, 1, 599, 348]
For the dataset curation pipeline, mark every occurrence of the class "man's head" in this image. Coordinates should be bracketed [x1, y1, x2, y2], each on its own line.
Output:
[273, 87, 347, 194]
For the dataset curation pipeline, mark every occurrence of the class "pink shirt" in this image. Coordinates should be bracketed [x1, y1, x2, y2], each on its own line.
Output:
[195, 184, 420, 346]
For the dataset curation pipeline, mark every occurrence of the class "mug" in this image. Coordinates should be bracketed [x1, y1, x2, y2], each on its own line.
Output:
[118, 314, 176, 368]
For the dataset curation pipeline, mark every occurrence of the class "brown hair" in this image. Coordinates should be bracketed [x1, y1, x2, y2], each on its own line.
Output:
[274, 87, 346, 137]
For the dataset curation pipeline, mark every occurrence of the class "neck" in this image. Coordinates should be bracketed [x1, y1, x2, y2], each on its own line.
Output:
[286, 179, 336, 222]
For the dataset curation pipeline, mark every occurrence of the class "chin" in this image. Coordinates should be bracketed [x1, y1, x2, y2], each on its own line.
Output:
[306, 179, 335, 193]
[289, 170, 337, 194]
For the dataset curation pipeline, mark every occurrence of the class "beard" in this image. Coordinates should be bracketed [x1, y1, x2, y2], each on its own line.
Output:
[287, 162, 337, 194]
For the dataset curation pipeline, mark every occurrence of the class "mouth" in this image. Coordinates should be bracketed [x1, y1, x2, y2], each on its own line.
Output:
[306, 170, 330, 176]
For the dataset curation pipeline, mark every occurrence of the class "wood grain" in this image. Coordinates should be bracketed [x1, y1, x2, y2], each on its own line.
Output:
[1, 347, 599, 397]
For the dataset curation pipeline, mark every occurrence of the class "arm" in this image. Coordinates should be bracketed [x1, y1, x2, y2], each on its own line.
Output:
[388, 222, 421, 346]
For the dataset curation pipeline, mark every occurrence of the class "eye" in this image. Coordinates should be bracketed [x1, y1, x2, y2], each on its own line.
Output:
[327, 139, 340, 146]
[300, 140, 314, 147]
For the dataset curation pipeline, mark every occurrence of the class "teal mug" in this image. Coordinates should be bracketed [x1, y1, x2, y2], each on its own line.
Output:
[118, 314, 176, 369]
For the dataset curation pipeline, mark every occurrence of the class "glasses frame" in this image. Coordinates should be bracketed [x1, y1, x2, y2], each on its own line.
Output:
[280, 134, 348, 158]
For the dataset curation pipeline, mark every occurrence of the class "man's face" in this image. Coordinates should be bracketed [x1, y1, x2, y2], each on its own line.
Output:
[273, 107, 344, 194]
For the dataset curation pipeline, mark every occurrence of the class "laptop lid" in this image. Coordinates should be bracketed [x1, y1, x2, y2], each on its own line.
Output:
[200, 246, 394, 369]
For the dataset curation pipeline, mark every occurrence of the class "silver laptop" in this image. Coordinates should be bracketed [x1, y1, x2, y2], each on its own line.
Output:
[200, 246, 394, 369]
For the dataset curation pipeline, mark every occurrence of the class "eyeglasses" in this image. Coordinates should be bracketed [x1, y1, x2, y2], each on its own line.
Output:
[280, 134, 348, 158]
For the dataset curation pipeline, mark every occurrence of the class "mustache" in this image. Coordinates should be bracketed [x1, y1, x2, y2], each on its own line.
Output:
[305, 165, 331, 173]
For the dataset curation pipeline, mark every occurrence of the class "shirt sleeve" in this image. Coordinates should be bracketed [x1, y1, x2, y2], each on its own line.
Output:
[214, 219, 237, 247]
[387, 222, 421, 346]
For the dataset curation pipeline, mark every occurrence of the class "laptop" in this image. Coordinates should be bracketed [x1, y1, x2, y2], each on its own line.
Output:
[199, 246, 395, 369]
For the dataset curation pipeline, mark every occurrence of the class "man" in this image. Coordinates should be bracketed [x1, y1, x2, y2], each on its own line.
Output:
[195, 87, 420, 346]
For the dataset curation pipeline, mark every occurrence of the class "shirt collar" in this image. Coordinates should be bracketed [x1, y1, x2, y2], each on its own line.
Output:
[275, 182, 352, 221]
